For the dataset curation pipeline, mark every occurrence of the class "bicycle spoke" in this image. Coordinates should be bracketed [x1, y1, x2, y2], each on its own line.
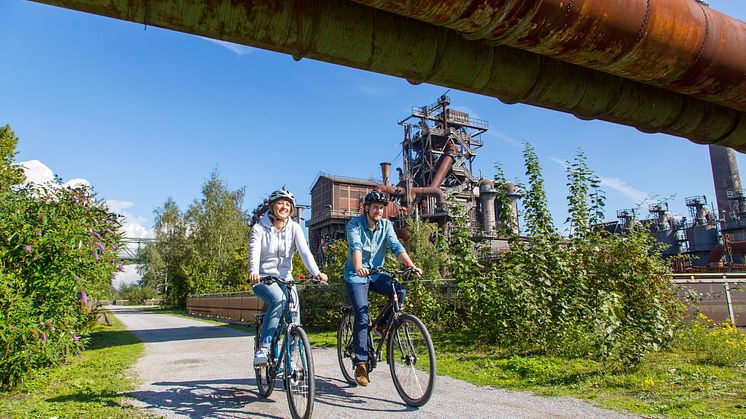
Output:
[388, 314, 435, 407]
[286, 327, 315, 419]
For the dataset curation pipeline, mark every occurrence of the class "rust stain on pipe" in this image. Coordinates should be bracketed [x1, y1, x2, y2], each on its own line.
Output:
[351, 0, 746, 113]
[31, 0, 746, 151]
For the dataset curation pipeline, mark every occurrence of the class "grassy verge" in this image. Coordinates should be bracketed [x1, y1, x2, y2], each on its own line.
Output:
[306, 327, 746, 418]
[0, 311, 146, 418]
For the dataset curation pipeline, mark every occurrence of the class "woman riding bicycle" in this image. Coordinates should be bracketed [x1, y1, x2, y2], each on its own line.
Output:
[344, 190, 421, 386]
[249, 187, 328, 367]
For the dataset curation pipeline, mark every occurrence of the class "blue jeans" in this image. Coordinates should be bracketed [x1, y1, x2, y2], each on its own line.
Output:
[345, 274, 406, 364]
[253, 281, 300, 348]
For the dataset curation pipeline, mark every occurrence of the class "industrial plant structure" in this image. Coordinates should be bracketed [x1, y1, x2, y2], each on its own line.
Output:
[297, 96, 746, 272]
[604, 145, 746, 271]
[306, 95, 519, 262]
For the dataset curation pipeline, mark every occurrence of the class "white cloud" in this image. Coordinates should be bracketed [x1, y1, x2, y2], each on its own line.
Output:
[18, 160, 55, 184]
[489, 131, 522, 148]
[200, 37, 254, 55]
[106, 199, 134, 213]
[548, 156, 570, 170]
[112, 264, 141, 288]
[599, 176, 651, 204]
[64, 178, 90, 188]
[106, 200, 154, 239]
[356, 83, 392, 97]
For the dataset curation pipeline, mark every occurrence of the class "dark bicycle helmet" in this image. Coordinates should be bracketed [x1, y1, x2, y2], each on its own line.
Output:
[364, 190, 389, 206]
[268, 187, 296, 207]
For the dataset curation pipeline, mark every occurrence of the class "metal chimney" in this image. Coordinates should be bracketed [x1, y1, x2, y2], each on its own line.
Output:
[380, 162, 391, 186]
[709, 145, 746, 220]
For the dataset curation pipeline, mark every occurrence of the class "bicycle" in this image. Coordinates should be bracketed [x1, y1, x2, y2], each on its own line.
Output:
[254, 275, 322, 419]
[336, 266, 436, 407]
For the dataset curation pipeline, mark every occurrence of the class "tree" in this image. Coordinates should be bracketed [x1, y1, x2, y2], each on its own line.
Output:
[0, 124, 26, 190]
[183, 169, 249, 294]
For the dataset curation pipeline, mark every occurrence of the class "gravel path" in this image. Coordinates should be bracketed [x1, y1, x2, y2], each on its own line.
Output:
[110, 306, 637, 418]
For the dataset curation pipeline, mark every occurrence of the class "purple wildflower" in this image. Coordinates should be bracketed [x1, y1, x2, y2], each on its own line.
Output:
[96, 242, 105, 253]
[40, 332, 47, 342]
[25, 245, 32, 253]
[106, 228, 114, 235]
[118, 264, 125, 272]
[71, 333, 78, 343]
[36, 231, 42, 236]
[92, 231, 101, 240]
[40, 321, 45, 327]
[93, 249, 99, 261]
[81, 290, 88, 304]
[74, 275, 80, 281]
[73, 196, 79, 204]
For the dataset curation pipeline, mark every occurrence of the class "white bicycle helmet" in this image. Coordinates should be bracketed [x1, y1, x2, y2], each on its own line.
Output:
[268, 187, 296, 207]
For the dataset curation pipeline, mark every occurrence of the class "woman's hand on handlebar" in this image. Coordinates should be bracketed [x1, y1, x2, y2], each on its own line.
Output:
[250, 273, 261, 284]
[318, 272, 329, 283]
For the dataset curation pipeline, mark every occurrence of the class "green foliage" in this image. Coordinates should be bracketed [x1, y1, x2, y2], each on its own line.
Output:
[138, 170, 249, 307]
[675, 313, 746, 366]
[0, 313, 146, 417]
[0, 125, 25, 189]
[455, 144, 682, 368]
[0, 126, 124, 388]
[111, 283, 156, 305]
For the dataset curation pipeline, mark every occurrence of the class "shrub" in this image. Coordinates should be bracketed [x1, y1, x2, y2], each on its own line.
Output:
[0, 127, 123, 389]
[675, 313, 746, 366]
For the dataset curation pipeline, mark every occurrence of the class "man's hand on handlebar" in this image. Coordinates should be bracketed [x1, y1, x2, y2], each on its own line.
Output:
[356, 266, 370, 278]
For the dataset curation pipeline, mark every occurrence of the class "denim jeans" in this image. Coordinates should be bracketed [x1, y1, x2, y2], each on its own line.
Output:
[253, 281, 300, 348]
[345, 274, 406, 364]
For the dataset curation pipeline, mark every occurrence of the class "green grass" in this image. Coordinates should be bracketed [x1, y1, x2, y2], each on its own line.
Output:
[432, 330, 746, 418]
[0, 311, 147, 418]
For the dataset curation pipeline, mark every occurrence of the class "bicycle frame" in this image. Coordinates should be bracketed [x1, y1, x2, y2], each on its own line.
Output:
[364, 269, 409, 372]
[256, 277, 310, 378]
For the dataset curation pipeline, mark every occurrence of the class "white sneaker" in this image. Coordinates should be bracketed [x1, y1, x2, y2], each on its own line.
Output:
[254, 347, 269, 367]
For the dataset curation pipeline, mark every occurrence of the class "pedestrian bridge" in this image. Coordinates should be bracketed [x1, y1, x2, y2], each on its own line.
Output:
[32, 0, 746, 151]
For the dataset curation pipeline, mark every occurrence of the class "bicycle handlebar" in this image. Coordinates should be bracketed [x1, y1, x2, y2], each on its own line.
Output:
[367, 265, 420, 277]
[259, 275, 326, 286]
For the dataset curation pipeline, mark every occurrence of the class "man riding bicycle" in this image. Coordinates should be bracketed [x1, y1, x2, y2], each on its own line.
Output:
[344, 190, 421, 387]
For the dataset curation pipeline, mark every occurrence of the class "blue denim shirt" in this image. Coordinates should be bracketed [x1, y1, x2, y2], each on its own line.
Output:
[344, 215, 406, 283]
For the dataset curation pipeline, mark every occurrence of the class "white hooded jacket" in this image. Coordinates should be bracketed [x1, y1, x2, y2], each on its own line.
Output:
[249, 212, 320, 279]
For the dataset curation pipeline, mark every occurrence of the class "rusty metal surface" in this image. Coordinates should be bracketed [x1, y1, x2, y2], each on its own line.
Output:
[30, 0, 746, 151]
[352, 0, 746, 114]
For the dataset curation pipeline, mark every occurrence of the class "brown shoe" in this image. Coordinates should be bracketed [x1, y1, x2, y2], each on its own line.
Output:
[355, 362, 369, 386]
[374, 322, 386, 338]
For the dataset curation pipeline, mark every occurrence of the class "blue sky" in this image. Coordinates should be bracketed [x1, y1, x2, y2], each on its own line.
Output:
[2, 1, 746, 284]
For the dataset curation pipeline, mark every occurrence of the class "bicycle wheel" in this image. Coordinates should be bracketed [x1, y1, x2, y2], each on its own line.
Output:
[285, 326, 315, 419]
[336, 311, 357, 385]
[387, 313, 436, 407]
[254, 323, 275, 397]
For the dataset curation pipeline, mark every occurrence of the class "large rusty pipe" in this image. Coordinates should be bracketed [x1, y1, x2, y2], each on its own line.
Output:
[708, 241, 746, 264]
[429, 142, 458, 188]
[375, 184, 447, 209]
[32, 0, 746, 150]
[350, 0, 746, 114]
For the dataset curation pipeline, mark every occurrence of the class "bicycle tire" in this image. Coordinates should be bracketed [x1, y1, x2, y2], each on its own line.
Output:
[387, 313, 436, 407]
[336, 311, 357, 385]
[254, 322, 275, 397]
[284, 326, 315, 419]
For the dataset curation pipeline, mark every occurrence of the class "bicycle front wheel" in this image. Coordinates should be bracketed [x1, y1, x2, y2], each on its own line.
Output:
[387, 313, 436, 407]
[254, 324, 275, 398]
[336, 311, 357, 385]
[285, 326, 315, 419]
